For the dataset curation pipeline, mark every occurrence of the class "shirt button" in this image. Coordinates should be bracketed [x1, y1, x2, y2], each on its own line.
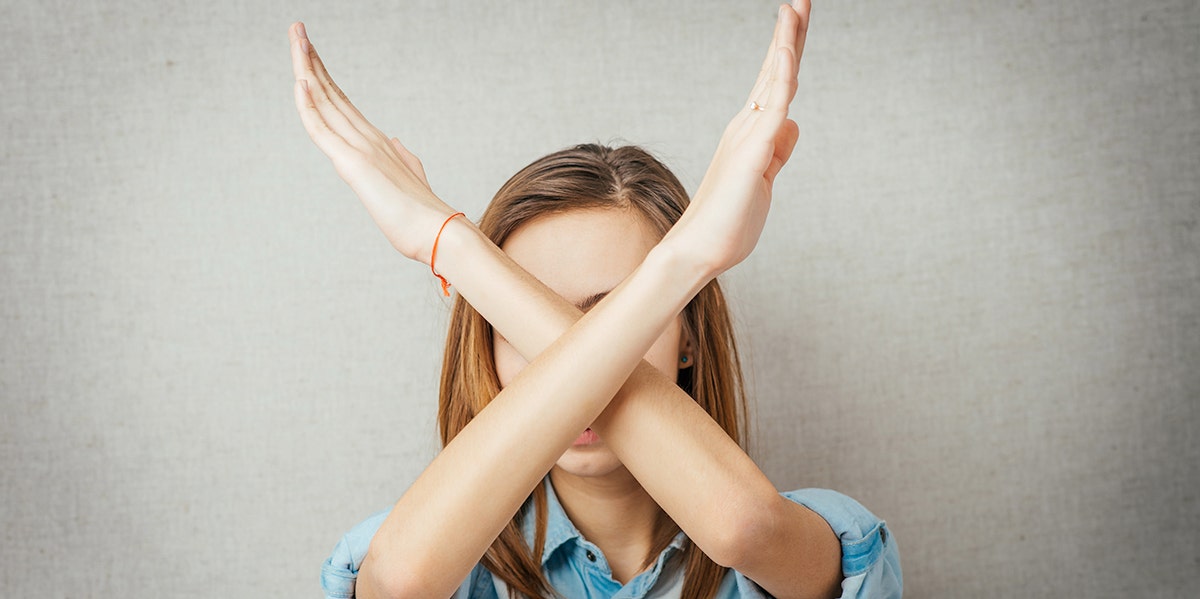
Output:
[585, 549, 597, 562]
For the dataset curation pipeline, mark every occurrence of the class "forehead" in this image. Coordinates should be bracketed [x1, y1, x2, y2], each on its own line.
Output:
[500, 208, 659, 306]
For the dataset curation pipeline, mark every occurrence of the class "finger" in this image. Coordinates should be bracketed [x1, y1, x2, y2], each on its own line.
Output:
[293, 78, 355, 163]
[307, 42, 382, 141]
[745, 5, 795, 111]
[755, 46, 798, 131]
[791, 0, 811, 74]
[764, 118, 800, 182]
[746, 5, 786, 104]
[290, 22, 372, 132]
[390, 138, 430, 186]
[290, 33, 375, 153]
[740, 46, 797, 175]
[290, 22, 343, 151]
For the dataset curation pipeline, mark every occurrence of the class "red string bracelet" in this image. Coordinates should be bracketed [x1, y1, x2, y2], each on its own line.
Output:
[430, 212, 465, 296]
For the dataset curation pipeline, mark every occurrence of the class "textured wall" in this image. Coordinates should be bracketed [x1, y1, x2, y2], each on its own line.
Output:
[2, 0, 1196, 597]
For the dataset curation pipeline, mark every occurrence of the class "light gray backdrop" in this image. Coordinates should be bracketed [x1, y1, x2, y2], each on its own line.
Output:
[2, 0, 1196, 597]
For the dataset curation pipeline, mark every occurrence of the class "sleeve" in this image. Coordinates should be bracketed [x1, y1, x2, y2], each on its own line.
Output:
[319, 508, 494, 599]
[732, 488, 902, 599]
[320, 508, 391, 599]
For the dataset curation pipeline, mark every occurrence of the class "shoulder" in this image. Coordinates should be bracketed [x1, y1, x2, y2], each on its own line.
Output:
[319, 508, 496, 599]
[738, 488, 903, 598]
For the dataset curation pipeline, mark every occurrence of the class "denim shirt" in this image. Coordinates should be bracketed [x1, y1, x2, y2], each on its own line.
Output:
[321, 478, 901, 598]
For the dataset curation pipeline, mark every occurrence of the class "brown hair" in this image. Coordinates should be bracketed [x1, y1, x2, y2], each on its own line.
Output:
[438, 143, 747, 599]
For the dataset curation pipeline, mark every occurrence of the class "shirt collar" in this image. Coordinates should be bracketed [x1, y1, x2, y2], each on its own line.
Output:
[520, 476, 580, 564]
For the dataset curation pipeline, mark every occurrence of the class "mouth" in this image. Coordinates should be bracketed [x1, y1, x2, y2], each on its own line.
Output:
[572, 428, 600, 446]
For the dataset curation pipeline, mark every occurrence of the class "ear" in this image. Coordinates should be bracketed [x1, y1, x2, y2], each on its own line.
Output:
[678, 328, 695, 370]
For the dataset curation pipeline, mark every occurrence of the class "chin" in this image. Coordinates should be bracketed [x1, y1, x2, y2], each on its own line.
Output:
[554, 445, 625, 478]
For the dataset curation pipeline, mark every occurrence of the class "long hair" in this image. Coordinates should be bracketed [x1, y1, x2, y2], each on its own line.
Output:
[438, 143, 747, 599]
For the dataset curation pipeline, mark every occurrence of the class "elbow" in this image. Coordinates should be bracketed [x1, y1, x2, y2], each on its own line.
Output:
[357, 551, 435, 599]
[705, 494, 785, 570]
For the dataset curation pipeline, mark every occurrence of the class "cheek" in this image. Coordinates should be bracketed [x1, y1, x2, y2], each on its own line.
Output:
[492, 333, 527, 389]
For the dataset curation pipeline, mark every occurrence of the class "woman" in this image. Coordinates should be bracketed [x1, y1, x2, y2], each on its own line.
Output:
[290, 2, 901, 598]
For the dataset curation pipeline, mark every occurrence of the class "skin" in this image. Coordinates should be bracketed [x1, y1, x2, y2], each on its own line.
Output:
[289, 2, 841, 598]
[493, 208, 690, 582]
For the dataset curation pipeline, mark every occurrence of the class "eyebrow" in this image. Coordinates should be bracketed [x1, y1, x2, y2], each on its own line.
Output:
[575, 290, 611, 312]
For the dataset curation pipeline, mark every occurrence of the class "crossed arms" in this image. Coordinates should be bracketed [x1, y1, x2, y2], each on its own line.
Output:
[288, 3, 840, 598]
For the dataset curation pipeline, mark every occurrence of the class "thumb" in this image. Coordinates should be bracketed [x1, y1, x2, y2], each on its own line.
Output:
[390, 137, 430, 185]
[765, 119, 800, 182]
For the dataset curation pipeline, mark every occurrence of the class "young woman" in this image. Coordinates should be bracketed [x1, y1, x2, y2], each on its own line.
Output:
[290, 2, 901, 598]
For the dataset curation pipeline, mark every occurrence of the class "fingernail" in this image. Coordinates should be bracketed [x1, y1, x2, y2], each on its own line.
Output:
[297, 22, 307, 39]
[300, 38, 309, 53]
[779, 4, 786, 17]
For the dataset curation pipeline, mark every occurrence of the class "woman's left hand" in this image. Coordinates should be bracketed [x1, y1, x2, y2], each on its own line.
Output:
[662, 0, 810, 277]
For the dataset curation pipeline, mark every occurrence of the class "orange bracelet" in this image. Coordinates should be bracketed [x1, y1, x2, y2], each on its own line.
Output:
[430, 212, 465, 296]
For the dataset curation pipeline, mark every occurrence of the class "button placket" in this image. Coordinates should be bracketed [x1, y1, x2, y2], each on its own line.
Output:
[579, 541, 613, 579]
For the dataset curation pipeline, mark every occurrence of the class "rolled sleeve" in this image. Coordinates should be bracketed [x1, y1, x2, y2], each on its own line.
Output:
[320, 509, 391, 599]
[781, 488, 902, 599]
[730, 489, 901, 598]
[319, 508, 490, 599]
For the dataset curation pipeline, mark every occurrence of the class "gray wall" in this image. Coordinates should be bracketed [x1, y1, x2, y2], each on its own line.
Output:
[3, 0, 1196, 597]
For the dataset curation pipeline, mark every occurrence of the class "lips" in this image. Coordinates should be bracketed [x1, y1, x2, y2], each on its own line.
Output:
[572, 428, 600, 446]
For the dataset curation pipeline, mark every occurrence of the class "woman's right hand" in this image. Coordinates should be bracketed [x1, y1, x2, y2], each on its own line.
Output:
[289, 22, 456, 265]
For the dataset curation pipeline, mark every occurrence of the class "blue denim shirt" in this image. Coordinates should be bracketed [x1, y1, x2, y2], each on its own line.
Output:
[321, 478, 901, 598]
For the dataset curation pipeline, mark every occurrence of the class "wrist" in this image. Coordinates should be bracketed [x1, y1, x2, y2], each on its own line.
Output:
[647, 235, 719, 293]
[642, 239, 715, 309]
[412, 210, 468, 266]
[424, 214, 483, 280]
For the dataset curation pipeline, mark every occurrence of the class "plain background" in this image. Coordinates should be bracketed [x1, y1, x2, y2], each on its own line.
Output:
[2, 0, 1197, 596]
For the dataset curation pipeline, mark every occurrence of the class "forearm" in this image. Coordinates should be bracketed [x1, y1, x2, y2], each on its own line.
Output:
[594, 377, 842, 598]
[360, 221, 708, 599]
[435, 218, 840, 596]
[432, 216, 698, 359]
[589, 368, 781, 560]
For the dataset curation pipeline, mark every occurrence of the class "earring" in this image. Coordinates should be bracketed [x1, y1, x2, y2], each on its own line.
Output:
[680, 356, 689, 365]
